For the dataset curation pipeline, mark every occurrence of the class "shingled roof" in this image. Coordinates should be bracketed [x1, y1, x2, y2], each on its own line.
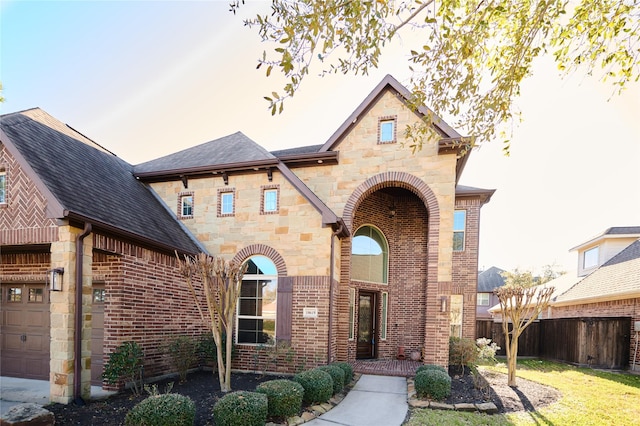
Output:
[134, 131, 276, 176]
[555, 239, 640, 305]
[478, 266, 506, 292]
[1, 108, 202, 254]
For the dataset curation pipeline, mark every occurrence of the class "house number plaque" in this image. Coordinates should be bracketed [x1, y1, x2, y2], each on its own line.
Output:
[303, 307, 318, 318]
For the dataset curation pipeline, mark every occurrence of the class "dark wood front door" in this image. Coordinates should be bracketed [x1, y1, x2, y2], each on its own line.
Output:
[356, 291, 376, 359]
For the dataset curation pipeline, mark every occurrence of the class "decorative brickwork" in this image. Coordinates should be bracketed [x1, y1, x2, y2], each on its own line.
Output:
[233, 244, 287, 276]
[0, 144, 58, 245]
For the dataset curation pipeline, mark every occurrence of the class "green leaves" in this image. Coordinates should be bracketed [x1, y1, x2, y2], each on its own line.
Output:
[232, 0, 640, 154]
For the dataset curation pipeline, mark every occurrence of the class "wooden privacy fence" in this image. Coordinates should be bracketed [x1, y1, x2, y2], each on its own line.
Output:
[476, 317, 631, 369]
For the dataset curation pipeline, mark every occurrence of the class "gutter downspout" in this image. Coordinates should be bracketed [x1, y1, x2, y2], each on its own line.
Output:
[328, 223, 344, 364]
[74, 223, 92, 405]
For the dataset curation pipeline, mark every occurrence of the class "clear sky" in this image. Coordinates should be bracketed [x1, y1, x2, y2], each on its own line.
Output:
[2, 0, 639, 274]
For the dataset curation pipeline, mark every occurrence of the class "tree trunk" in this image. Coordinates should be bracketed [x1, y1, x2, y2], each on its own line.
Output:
[507, 337, 518, 387]
[224, 326, 233, 392]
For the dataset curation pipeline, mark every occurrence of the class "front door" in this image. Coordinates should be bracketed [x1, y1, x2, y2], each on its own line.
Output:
[356, 291, 376, 359]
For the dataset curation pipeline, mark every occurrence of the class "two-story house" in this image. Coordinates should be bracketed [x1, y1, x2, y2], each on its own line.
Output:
[0, 75, 494, 404]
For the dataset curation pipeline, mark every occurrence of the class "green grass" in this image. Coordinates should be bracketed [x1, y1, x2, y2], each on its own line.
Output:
[404, 360, 640, 426]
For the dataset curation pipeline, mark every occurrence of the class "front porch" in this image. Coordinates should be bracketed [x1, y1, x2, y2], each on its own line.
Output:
[351, 359, 422, 377]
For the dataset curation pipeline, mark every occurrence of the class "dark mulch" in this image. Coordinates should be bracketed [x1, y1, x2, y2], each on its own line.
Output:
[46, 367, 561, 425]
[445, 366, 561, 413]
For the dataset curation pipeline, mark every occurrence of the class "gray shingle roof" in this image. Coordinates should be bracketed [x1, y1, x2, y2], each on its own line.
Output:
[1, 108, 201, 254]
[134, 131, 274, 174]
[603, 226, 640, 235]
[271, 145, 323, 157]
[478, 266, 506, 292]
[555, 239, 640, 303]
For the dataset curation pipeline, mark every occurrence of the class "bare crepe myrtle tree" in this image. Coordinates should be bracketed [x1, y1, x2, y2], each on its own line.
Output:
[176, 252, 247, 392]
[495, 270, 554, 387]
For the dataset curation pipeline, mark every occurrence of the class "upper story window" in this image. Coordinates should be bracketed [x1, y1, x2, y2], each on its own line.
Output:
[477, 293, 490, 306]
[261, 185, 279, 214]
[0, 169, 6, 204]
[378, 116, 397, 144]
[453, 210, 466, 251]
[237, 255, 278, 345]
[583, 246, 599, 269]
[218, 189, 235, 216]
[351, 225, 388, 284]
[179, 193, 194, 218]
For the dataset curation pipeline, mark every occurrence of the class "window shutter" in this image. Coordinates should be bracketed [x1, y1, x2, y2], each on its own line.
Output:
[276, 276, 293, 343]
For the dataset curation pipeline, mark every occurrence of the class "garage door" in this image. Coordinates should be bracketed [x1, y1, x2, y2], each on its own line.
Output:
[1, 283, 50, 380]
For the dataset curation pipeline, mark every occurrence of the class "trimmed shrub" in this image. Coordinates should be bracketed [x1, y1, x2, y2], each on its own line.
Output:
[331, 362, 354, 383]
[316, 365, 345, 394]
[414, 369, 451, 401]
[102, 341, 144, 395]
[415, 364, 448, 376]
[293, 369, 333, 404]
[213, 391, 268, 426]
[125, 394, 195, 426]
[255, 379, 304, 419]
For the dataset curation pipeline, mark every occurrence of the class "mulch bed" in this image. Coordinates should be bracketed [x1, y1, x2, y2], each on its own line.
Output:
[46, 367, 561, 425]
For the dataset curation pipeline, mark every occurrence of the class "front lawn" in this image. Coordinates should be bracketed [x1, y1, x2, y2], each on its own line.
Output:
[404, 360, 640, 426]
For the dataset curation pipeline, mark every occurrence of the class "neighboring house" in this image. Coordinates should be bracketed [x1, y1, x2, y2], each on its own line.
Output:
[486, 227, 640, 369]
[476, 266, 505, 319]
[551, 235, 640, 370]
[0, 75, 494, 404]
[570, 227, 640, 277]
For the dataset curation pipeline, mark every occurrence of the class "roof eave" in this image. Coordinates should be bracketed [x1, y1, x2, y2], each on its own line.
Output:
[134, 158, 280, 181]
[276, 151, 339, 168]
[65, 211, 199, 256]
[552, 289, 640, 307]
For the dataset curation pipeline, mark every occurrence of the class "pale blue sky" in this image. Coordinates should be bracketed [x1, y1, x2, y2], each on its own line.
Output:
[2, 0, 639, 273]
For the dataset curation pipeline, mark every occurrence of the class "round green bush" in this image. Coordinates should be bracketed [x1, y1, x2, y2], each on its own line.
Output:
[213, 391, 267, 426]
[124, 393, 195, 426]
[316, 365, 345, 394]
[293, 369, 333, 404]
[255, 379, 304, 419]
[415, 364, 448, 376]
[414, 369, 451, 401]
[331, 362, 354, 383]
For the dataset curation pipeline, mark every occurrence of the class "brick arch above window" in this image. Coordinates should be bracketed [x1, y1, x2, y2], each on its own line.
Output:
[342, 171, 440, 233]
[233, 244, 287, 277]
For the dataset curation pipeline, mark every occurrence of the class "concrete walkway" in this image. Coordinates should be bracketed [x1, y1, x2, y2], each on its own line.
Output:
[0, 376, 115, 416]
[306, 375, 408, 426]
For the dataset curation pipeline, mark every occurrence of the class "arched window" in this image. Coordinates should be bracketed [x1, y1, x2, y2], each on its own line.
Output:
[237, 255, 277, 345]
[351, 225, 388, 284]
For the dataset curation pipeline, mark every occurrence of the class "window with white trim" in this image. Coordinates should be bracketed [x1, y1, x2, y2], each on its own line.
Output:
[381, 292, 388, 340]
[179, 193, 193, 218]
[0, 170, 6, 204]
[378, 116, 397, 144]
[218, 189, 235, 216]
[477, 293, 490, 306]
[583, 246, 599, 269]
[348, 288, 355, 340]
[261, 186, 279, 214]
[453, 210, 466, 251]
[450, 295, 463, 338]
[237, 255, 277, 345]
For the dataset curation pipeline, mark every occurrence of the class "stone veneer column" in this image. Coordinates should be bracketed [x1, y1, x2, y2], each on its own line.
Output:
[49, 225, 93, 404]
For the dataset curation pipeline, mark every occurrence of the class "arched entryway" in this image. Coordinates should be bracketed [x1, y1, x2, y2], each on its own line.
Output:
[340, 172, 440, 362]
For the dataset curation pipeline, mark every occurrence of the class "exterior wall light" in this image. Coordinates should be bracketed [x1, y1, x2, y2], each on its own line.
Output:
[49, 267, 64, 291]
[440, 296, 448, 313]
